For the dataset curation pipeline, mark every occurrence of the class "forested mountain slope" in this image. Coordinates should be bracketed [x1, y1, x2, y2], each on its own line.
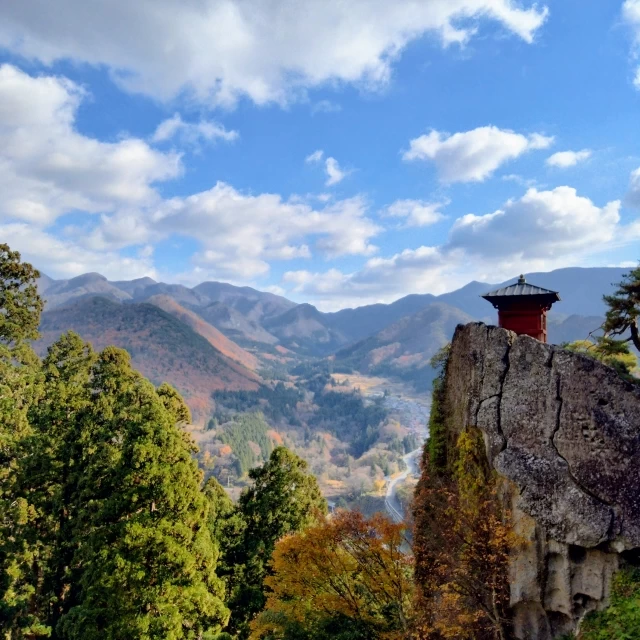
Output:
[145, 294, 259, 371]
[36, 296, 260, 421]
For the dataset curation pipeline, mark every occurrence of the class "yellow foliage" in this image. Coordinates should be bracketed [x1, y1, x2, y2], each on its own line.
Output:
[373, 478, 387, 494]
[250, 510, 413, 639]
[412, 428, 516, 639]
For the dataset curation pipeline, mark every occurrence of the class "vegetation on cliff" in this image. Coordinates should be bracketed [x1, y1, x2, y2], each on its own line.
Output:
[603, 264, 640, 352]
[412, 345, 516, 640]
[579, 568, 640, 640]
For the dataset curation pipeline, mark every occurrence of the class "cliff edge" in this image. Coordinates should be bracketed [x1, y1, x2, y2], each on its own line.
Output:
[434, 322, 640, 639]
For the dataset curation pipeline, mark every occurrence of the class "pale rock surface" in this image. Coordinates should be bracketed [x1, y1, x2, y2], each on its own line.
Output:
[445, 323, 640, 639]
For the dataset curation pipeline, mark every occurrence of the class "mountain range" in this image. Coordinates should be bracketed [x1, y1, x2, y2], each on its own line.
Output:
[35, 266, 628, 421]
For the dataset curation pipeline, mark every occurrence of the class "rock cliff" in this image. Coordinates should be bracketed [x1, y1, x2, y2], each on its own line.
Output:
[443, 323, 640, 639]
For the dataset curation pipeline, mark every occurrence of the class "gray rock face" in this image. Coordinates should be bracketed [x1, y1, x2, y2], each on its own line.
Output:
[445, 323, 640, 638]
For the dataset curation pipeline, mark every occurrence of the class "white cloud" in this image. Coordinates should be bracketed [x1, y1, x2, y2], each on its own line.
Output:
[546, 149, 592, 168]
[325, 157, 347, 186]
[624, 1, 640, 89]
[0, 0, 548, 107]
[85, 184, 380, 280]
[306, 151, 349, 186]
[306, 150, 324, 163]
[0, 64, 382, 282]
[283, 186, 636, 310]
[283, 246, 458, 310]
[383, 199, 446, 227]
[448, 186, 621, 259]
[0, 223, 156, 281]
[626, 167, 640, 208]
[0, 64, 181, 226]
[624, 0, 640, 35]
[403, 126, 554, 183]
[152, 113, 238, 145]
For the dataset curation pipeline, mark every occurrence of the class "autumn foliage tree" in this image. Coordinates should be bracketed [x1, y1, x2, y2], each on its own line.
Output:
[413, 427, 515, 640]
[250, 510, 413, 640]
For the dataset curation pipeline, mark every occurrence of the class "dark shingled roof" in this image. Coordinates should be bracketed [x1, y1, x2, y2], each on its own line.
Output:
[481, 275, 561, 301]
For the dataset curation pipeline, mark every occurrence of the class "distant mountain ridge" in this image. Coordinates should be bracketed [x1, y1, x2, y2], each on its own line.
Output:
[35, 266, 628, 396]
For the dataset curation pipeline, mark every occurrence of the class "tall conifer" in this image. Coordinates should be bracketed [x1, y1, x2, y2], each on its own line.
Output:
[59, 347, 228, 639]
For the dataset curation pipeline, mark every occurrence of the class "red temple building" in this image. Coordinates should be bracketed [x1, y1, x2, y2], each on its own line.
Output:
[481, 275, 561, 343]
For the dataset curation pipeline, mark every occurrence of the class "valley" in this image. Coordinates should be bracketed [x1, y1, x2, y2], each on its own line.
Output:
[33, 266, 621, 508]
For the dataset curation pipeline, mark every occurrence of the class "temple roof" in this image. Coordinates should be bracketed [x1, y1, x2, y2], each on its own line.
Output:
[481, 275, 561, 302]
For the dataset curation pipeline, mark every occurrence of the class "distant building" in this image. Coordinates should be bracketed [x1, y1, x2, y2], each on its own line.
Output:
[481, 275, 560, 343]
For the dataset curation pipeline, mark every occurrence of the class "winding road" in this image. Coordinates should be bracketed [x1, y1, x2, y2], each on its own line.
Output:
[385, 447, 422, 523]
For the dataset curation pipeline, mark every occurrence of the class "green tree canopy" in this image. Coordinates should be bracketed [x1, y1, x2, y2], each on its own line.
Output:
[0, 243, 43, 344]
[227, 447, 327, 638]
[0, 246, 46, 637]
[157, 381, 192, 424]
[564, 339, 638, 379]
[59, 347, 228, 639]
[603, 264, 640, 351]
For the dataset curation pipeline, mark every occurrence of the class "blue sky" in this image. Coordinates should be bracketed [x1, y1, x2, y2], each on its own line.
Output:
[1, 0, 640, 309]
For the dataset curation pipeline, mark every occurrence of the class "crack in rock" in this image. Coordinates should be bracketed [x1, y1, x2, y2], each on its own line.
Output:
[548, 354, 616, 541]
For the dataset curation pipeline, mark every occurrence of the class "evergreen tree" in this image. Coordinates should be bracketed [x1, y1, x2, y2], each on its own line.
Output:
[157, 382, 192, 425]
[426, 344, 449, 477]
[58, 347, 228, 639]
[603, 263, 640, 351]
[0, 245, 45, 637]
[0, 243, 43, 345]
[3, 333, 97, 638]
[202, 477, 247, 602]
[227, 447, 327, 638]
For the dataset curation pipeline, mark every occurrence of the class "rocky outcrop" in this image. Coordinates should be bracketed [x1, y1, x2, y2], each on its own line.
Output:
[445, 323, 640, 639]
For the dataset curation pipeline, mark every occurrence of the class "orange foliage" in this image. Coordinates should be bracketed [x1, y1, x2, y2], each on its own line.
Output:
[251, 510, 413, 640]
[219, 444, 232, 456]
[267, 429, 284, 445]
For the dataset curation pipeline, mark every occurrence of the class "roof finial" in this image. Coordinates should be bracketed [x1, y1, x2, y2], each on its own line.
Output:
[518, 274, 526, 285]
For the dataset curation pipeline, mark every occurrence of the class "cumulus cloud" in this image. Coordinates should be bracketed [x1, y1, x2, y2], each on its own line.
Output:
[284, 186, 635, 309]
[152, 113, 238, 146]
[448, 187, 620, 259]
[85, 184, 381, 280]
[546, 149, 592, 168]
[0, 64, 181, 226]
[403, 126, 554, 183]
[383, 199, 446, 227]
[626, 167, 640, 208]
[0, 223, 156, 281]
[0, 0, 548, 106]
[306, 151, 349, 186]
[0, 64, 382, 282]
